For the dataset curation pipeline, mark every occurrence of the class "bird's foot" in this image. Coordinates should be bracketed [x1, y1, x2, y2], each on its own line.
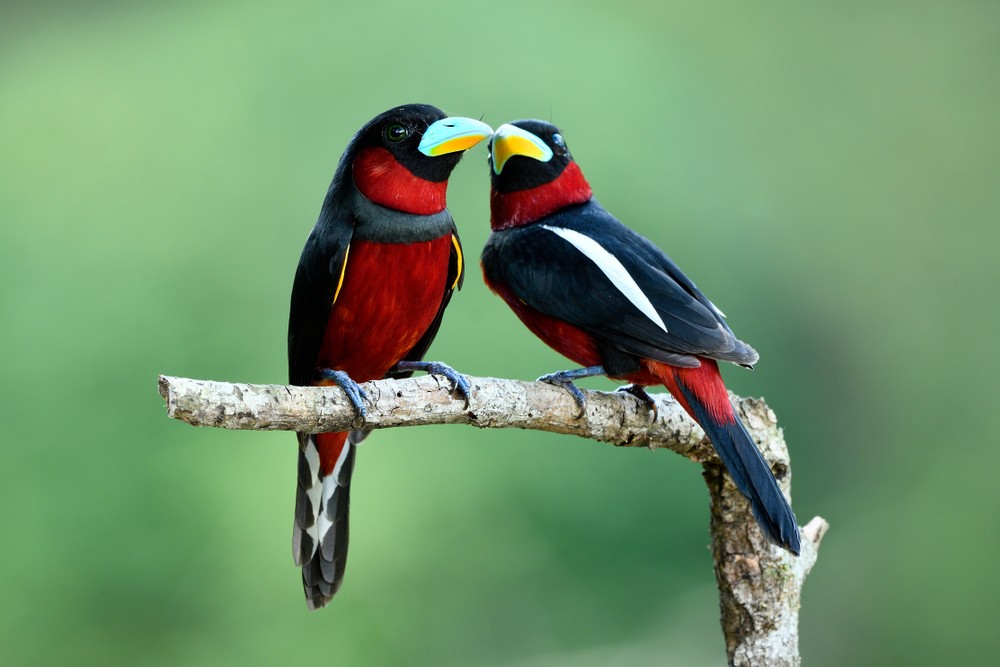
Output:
[394, 360, 471, 407]
[537, 366, 605, 419]
[617, 384, 658, 421]
[318, 369, 369, 418]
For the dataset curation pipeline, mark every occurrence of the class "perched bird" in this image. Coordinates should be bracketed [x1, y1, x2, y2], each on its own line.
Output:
[481, 120, 800, 554]
[288, 104, 492, 609]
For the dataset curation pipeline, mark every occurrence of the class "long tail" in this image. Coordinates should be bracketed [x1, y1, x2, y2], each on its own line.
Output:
[292, 430, 364, 609]
[653, 359, 801, 554]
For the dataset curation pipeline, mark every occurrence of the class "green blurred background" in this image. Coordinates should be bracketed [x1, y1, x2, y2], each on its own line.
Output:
[2, 1, 997, 664]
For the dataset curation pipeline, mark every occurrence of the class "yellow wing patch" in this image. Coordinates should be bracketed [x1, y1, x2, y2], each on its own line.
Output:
[332, 245, 350, 305]
[450, 234, 463, 291]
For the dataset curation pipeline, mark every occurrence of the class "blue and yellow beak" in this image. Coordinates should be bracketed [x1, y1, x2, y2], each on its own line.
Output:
[490, 123, 554, 175]
[417, 117, 493, 157]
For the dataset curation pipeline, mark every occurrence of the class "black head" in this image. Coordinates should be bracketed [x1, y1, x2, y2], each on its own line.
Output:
[351, 103, 492, 183]
[488, 119, 574, 193]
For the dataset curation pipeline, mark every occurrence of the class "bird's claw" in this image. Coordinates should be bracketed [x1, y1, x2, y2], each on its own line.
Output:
[424, 361, 472, 407]
[395, 360, 471, 407]
[319, 369, 369, 418]
[538, 371, 588, 419]
[617, 384, 658, 421]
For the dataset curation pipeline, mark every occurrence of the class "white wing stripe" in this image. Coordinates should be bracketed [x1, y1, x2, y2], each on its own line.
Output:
[541, 225, 669, 333]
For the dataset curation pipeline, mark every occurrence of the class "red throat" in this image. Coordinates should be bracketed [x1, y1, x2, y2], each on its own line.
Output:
[490, 161, 593, 230]
[352, 147, 448, 215]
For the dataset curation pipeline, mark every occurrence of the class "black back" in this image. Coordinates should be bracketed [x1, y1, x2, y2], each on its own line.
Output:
[482, 199, 757, 371]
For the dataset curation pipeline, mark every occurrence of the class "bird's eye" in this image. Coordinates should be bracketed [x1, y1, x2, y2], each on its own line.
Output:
[552, 133, 566, 149]
[384, 124, 409, 143]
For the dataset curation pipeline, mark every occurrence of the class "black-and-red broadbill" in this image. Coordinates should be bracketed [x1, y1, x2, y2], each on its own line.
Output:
[288, 104, 492, 609]
[480, 120, 800, 554]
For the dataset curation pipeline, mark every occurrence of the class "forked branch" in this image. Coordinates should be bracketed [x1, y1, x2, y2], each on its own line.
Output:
[158, 373, 827, 666]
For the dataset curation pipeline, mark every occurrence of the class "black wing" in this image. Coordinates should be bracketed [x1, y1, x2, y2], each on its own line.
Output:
[389, 226, 465, 379]
[288, 208, 354, 386]
[482, 200, 756, 367]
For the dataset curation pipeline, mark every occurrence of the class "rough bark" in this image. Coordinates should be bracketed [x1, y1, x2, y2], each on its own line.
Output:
[158, 373, 827, 665]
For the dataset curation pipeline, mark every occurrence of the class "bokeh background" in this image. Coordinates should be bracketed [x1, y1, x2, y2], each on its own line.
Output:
[2, 1, 997, 664]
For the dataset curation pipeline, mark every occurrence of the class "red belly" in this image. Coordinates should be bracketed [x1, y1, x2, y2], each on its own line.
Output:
[317, 236, 452, 381]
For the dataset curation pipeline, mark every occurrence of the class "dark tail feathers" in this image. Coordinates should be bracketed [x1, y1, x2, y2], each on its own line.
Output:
[678, 384, 801, 554]
[293, 430, 361, 610]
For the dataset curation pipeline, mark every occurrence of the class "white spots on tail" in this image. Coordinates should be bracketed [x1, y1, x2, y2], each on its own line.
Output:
[316, 483, 334, 544]
[541, 225, 669, 333]
[303, 439, 321, 483]
[298, 437, 324, 563]
[316, 440, 352, 546]
[330, 439, 352, 481]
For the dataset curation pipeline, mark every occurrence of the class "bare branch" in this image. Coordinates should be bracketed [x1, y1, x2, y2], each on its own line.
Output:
[158, 373, 707, 452]
[158, 373, 827, 666]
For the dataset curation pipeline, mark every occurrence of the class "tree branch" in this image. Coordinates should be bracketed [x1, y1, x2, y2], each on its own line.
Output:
[158, 373, 827, 666]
